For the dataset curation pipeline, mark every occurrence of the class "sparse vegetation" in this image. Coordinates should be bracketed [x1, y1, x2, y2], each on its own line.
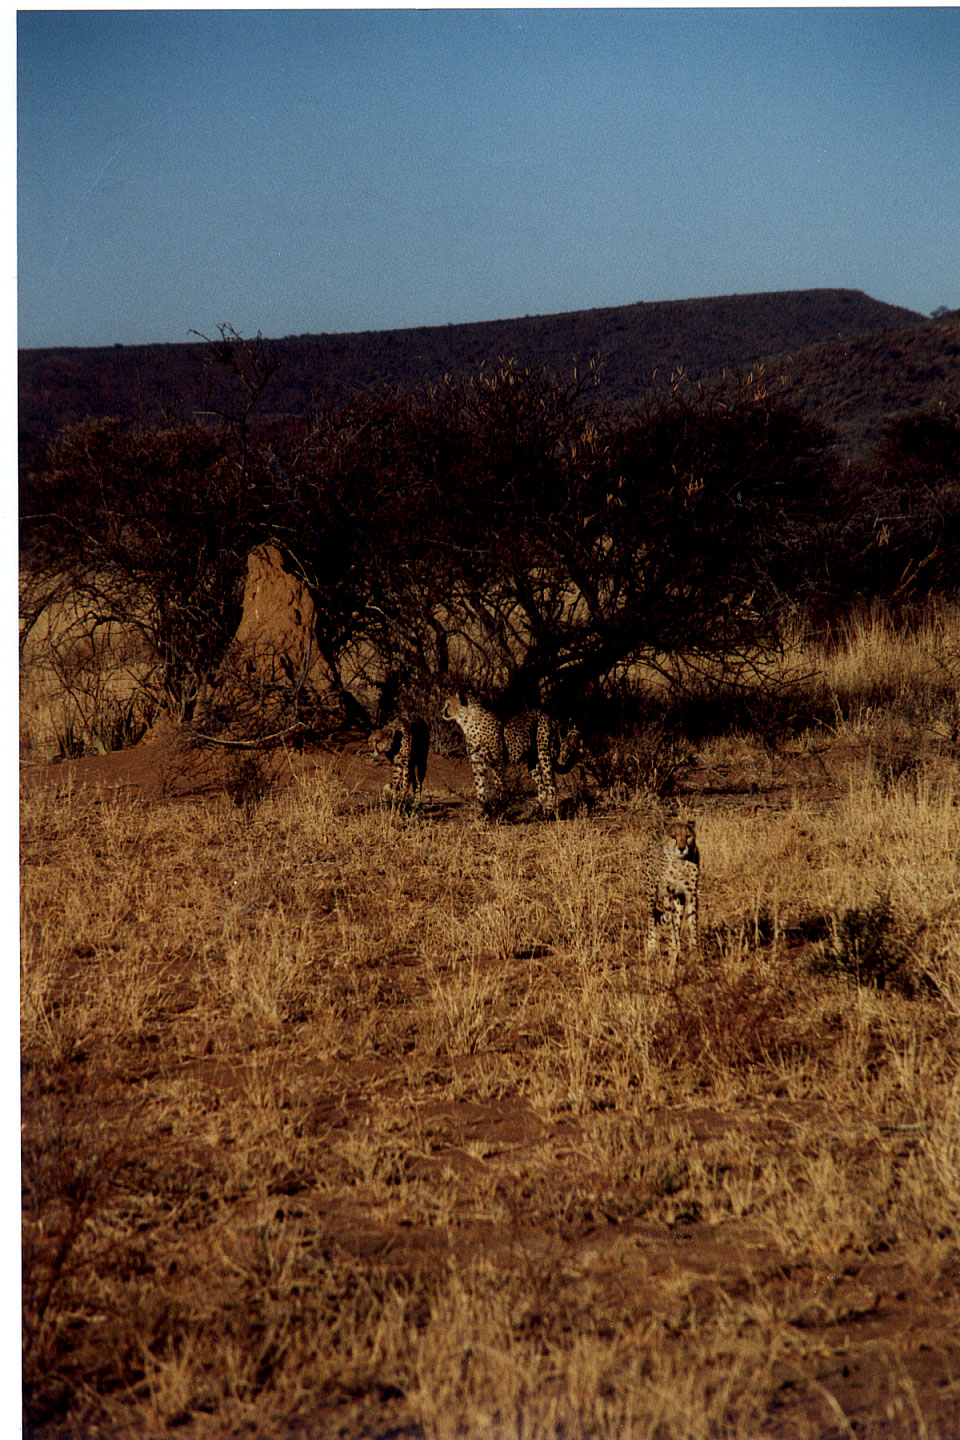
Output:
[20, 609, 960, 1438]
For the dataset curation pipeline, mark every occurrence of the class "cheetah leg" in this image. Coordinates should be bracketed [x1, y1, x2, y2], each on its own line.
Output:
[404, 750, 426, 806]
[668, 898, 684, 961]
[533, 719, 558, 816]
[468, 756, 488, 809]
[533, 762, 557, 817]
[409, 722, 429, 805]
[489, 763, 505, 816]
[685, 899, 700, 955]
[391, 746, 411, 804]
[644, 912, 660, 955]
[411, 751, 426, 803]
[468, 752, 501, 819]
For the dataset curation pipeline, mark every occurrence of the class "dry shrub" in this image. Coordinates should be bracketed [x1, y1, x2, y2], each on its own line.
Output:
[812, 890, 912, 991]
[584, 725, 693, 802]
[655, 962, 805, 1080]
[19, 573, 158, 760]
[222, 748, 277, 820]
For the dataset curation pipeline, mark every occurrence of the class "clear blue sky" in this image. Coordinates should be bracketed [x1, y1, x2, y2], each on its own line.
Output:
[16, 7, 960, 349]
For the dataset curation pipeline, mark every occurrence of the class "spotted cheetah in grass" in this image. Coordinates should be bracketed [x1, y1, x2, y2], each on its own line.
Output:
[440, 691, 581, 820]
[642, 816, 700, 959]
[369, 719, 429, 805]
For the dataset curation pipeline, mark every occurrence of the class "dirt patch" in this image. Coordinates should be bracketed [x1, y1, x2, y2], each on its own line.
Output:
[23, 723, 477, 806]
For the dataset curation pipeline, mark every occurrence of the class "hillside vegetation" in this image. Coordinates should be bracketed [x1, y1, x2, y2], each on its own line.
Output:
[19, 288, 926, 464]
[779, 309, 960, 455]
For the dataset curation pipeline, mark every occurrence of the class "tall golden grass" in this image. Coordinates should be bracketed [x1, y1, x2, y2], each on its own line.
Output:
[20, 608, 960, 1437]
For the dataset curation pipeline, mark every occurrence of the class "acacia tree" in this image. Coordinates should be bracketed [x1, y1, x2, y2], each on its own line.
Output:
[283, 362, 833, 722]
[537, 371, 832, 702]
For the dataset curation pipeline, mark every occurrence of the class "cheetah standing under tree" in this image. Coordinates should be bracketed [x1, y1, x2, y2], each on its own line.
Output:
[641, 816, 700, 959]
[440, 692, 581, 820]
[368, 719, 430, 805]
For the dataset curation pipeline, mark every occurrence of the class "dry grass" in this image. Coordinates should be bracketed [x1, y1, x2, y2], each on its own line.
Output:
[815, 606, 960, 732]
[20, 608, 960, 1438]
[21, 758, 960, 1437]
[19, 573, 159, 761]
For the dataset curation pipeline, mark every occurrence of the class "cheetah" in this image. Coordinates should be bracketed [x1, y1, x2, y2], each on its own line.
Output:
[368, 719, 429, 805]
[440, 691, 581, 819]
[641, 816, 700, 959]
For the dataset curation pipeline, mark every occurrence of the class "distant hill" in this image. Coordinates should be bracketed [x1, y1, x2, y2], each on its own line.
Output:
[19, 288, 936, 464]
[775, 310, 960, 455]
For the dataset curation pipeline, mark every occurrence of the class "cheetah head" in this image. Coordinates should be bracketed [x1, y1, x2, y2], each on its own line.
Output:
[441, 692, 468, 724]
[665, 817, 698, 860]
[369, 725, 399, 759]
